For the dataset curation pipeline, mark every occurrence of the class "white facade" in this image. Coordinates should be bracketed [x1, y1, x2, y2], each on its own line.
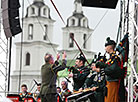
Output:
[59, 0, 95, 59]
[11, 0, 58, 92]
[11, 0, 95, 92]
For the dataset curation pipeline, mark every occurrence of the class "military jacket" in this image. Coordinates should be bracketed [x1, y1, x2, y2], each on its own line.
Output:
[90, 69, 105, 92]
[40, 60, 66, 95]
[82, 71, 97, 89]
[61, 89, 72, 102]
[69, 66, 90, 91]
[19, 92, 33, 101]
[104, 53, 124, 81]
[90, 69, 105, 102]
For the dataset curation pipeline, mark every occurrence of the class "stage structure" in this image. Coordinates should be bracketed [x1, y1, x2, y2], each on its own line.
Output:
[0, 0, 8, 96]
[126, 0, 138, 102]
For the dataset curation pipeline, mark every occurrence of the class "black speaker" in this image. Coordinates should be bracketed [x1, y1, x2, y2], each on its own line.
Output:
[81, 0, 118, 9]
[2, 0, 22, 38]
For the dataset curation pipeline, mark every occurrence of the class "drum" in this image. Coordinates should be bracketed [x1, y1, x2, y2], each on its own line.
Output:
[67, 92, 83, 100]
[7, 94, 21, 102]
[76, 92, 94, 102]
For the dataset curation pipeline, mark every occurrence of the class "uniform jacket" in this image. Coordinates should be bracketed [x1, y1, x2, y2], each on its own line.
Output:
[82, 71, 97, 89]
[19, 92, 33, 101]
[90, 69, 105, 102]
[40, 60, 66, 95]
[61, 89, 72, 102]
[71, 65, 90, 91]
[104, 53, 123, 82]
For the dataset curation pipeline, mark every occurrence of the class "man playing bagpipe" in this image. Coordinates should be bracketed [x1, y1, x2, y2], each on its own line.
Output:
[68, 54, 90, 92]
[96, 34, 129, 102]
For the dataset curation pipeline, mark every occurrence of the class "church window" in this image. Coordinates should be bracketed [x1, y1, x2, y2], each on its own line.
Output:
[28, 24, 33, 40]
[26, 52, 30, 66]
[31, 7, 35, 14]
[69, 33, 74, 48]
[44, 25, 48, 40]
[43, 8, 46, 15]
[83, 19, 86, 27]
[83, 34, 87, 49]
[71, 19, 75, 26]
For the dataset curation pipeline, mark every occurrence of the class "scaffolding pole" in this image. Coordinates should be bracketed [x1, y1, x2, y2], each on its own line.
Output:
[0, 0, 8, 96]
[127, 0, 138, 101]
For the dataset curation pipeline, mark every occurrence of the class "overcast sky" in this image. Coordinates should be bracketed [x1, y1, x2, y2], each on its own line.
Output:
[17, 0, 120, 54]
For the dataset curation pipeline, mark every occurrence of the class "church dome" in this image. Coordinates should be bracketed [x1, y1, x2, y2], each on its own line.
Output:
[25, 0, 51, 19]
[66, 0, 89, 28]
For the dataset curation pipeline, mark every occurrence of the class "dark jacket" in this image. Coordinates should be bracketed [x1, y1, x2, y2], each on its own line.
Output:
[90, 69, 106, 102]
[104, 53, 124, 81]
[82, 71, 97, 89]
[61, 89, 72, 102]
[71, 66, 90, 91]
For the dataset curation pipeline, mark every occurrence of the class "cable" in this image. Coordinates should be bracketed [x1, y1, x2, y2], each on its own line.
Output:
[18, 0, 25, 93]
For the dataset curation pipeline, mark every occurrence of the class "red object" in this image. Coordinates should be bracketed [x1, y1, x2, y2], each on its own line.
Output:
[24, 98, 34, 102]
[57, 96, 60, 102]
[65, 97, 68, 102]
[7, 96, 19, 102]
[37, 98, 41, 102]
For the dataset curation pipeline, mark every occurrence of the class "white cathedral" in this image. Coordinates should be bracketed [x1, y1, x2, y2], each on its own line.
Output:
[11, 0, 95, 92]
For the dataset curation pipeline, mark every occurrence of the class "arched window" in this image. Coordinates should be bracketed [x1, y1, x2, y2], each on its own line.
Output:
[28, 24, 33, 40]
[43, 8, 46, 15]
[83, 19, 86, 27]
[83, 34, 87, 49]
[26, 52, 30, 65]
[44, 25, 48, 40]
[71, 19, 75, 26]
[69, 33, 74, 48]
[31, 7, 35, 14]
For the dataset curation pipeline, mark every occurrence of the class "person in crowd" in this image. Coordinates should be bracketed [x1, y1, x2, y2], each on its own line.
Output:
[19, 84, 32, 101]
[34, 83, 41, 101]
[61, 81, 72, 102]
[57, 87, 62, 102]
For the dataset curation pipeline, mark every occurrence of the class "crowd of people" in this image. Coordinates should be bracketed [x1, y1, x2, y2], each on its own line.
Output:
[18, 37, 130, 102]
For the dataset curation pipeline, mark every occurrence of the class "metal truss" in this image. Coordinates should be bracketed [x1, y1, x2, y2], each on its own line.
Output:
[122, 0, 138, 101]
[0, 1, 8, 96]
[0, 32, 8, 96]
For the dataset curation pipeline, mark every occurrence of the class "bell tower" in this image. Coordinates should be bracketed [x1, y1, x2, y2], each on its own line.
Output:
[59, 0, 95, 59]
[11, 0, 58, 92]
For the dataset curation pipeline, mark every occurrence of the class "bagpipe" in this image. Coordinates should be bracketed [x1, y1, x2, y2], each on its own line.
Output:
[67, 65, 91, 74]
[94, 33, 129, 78]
